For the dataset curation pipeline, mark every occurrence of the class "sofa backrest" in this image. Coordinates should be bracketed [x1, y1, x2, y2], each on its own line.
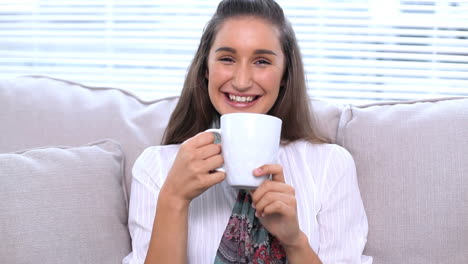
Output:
[337, 98, 468, 263]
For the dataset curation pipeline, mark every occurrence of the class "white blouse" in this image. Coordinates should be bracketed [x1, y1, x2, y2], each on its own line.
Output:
[123, 140, 372, 264]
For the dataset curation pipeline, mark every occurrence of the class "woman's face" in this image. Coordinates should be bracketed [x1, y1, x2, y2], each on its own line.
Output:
[206, 17, 285, 115]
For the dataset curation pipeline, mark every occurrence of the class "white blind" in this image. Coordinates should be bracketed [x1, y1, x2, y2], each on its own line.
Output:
[1, 0, 467, 104]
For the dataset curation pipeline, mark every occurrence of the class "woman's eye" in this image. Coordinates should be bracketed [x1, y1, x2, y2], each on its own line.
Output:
[255, 59, 271, 65]
[219, 57, 234, 63]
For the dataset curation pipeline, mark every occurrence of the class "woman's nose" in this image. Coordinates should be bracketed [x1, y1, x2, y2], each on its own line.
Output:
[232, 64, 253, 90]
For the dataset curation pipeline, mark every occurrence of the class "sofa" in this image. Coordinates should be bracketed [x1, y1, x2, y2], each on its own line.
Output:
[0, 75, 466, 264]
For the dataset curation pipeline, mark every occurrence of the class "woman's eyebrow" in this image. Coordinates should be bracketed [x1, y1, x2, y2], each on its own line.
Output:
[215, 47, 277, 56]
[254, 49, 277, 56]
[215, 47, 236, 53]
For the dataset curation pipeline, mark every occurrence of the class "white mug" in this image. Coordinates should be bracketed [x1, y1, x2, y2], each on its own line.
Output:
[206, 113, 282, 189]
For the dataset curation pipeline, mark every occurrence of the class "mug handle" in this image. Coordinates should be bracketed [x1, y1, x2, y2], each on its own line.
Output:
[205, 128, 224, 172]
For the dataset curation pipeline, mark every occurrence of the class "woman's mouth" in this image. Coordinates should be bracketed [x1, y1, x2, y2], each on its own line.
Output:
[227, 93, 259, 103]
[222, 92, 261, 110]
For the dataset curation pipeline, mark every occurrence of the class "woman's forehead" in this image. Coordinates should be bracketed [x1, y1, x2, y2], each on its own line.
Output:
[211, 17, 282, 52]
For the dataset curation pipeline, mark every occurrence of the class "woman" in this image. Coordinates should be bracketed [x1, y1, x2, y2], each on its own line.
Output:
[123, 0, 371, 263]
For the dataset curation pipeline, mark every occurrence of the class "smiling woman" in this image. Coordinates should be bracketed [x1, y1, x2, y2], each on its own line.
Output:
[123, 1, 371, 264]
[162, 1, 316, 146]
[206, 17, 284, 115]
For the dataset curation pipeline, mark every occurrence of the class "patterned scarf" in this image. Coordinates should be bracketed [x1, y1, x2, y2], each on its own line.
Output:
[214, 189, 287, 264]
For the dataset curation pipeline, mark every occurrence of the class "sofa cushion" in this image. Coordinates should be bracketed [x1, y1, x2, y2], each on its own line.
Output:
[310, 99, 344, 143]
[0, 76, 178, 201]
[0, 140, 131, 264]
[337, 97, 468, 264]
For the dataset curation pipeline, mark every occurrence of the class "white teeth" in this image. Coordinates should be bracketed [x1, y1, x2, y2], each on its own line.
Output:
[229, 94, 254, 103]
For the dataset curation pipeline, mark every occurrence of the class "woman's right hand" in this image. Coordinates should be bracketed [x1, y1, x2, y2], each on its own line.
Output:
[145, 132, 224, 264]
[160, 132, 225, 207]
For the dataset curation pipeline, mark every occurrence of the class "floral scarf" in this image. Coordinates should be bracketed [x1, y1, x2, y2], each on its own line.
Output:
[214, 189, 287, 264]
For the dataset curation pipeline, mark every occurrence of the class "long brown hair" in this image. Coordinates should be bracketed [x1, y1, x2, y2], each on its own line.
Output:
[163, 0, 325, 145]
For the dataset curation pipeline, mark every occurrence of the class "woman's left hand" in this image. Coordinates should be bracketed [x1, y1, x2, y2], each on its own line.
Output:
[250, 164, 302, 248]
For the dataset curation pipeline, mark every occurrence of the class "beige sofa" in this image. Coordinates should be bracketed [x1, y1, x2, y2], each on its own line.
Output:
[1, 76, 467, 264]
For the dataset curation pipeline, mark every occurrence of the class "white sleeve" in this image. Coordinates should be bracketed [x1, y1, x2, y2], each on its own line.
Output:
[317, 146, 372, 264]
[122, 147, 166, 264]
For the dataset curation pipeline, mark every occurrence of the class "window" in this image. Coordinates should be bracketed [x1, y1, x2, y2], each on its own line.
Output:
[1, 0, 467, 104]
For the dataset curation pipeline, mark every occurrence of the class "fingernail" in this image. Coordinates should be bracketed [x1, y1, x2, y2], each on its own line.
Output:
[254, 168, 263, 174]
[252, 203, 256, 209]
[255, 211, 259, 218]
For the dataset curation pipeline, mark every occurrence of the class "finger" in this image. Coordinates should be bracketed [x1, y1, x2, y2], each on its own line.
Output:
[253, 192, 295, 217]
[251, 180, 295, 206]
[199, 171, 225, 189]
[196, 143, 221, 160]
[253, 164, 285, 183]
[187, 131, 216, 148]
[203, 154, 224, 172]
[253, 191, 295, 212]
[257, 200, 292, 218]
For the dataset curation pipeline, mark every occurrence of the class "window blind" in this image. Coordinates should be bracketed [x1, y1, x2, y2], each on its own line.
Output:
[1, 0, 467, 104]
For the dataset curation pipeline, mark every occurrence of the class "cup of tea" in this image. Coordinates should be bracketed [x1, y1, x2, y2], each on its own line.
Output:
[206, 113, 282, 189]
